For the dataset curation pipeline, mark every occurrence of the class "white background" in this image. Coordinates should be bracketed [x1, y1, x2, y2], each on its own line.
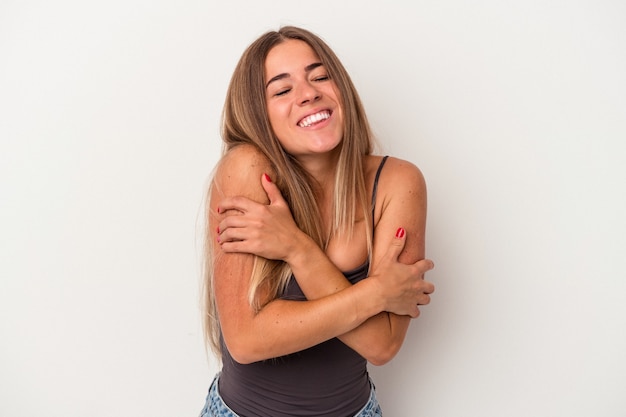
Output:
[1, 1, 625, 416]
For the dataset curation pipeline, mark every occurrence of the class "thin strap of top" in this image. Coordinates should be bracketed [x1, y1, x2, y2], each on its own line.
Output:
[371, 155, 389, 240]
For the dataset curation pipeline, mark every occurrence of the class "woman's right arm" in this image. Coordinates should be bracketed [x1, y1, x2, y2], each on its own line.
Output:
[209, 145, 429, 364]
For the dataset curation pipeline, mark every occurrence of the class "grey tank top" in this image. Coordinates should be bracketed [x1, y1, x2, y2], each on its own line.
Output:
[219, 156, 389, 417]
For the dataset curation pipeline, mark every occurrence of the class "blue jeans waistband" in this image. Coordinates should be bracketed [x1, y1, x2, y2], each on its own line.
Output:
[199, 373, 383, 417]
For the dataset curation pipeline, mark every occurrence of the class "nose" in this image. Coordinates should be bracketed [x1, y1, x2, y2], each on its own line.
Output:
[298, 82, 321, 105]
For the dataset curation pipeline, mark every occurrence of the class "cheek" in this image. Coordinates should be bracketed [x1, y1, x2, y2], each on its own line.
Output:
[266, 110, 289, 149]
[266, 106, 280, 131]
[268, 104, 291, 132]
[331, 106, 344, 133]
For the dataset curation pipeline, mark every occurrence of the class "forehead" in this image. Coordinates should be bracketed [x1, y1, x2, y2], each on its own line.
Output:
[264, 39, 321, 78]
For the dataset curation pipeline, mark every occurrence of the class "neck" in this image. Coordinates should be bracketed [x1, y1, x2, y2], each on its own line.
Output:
[294, 151, 339, 232]
[297, 149, 340, 189]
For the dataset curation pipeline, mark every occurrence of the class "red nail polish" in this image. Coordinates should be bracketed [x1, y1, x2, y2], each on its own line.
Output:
[396, 227, 405, 238]
[264, 173, 271, 183]
[217, 206, 221, 214]
[216, 226, 220, 234]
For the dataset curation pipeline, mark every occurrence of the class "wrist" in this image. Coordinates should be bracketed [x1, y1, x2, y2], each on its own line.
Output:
[284, 231, 318, 269]
[352, 278, 386, 318]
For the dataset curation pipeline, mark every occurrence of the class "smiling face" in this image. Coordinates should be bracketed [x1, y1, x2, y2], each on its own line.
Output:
[264, 39, 344, 162]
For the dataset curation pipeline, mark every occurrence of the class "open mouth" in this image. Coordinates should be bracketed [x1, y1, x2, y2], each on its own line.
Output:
[298, 110, 331, 128]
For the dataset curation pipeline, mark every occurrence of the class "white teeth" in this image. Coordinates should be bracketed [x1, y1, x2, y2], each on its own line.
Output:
[298, 111, 330, 127]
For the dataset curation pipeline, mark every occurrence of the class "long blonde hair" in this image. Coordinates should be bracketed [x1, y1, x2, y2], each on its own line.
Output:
[203, 26, 376, 359]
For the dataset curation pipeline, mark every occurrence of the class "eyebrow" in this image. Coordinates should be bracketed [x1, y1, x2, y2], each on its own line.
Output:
[265, 62, 324, 89]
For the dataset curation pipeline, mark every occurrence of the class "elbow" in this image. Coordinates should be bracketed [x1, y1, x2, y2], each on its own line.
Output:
[223, 338, 265, 365]
[228, 350, 257, 365]
[363, 340, 402, 366]
[366, 351, 396, 367]
[224, 332, 288, 364]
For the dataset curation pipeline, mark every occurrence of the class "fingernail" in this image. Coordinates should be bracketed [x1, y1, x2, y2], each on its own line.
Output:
[395, 227, 405, 238]
[216, 226, 220, 234]
[264, 173, 272, 183]
[216, 206, 220, 214]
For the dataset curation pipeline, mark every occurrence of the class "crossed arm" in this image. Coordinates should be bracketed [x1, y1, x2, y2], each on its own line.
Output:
[210, 145, 434, 364]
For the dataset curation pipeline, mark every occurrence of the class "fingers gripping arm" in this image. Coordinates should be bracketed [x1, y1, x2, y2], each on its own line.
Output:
[211, 146, 432, 364]
[215, 156, 435, 365]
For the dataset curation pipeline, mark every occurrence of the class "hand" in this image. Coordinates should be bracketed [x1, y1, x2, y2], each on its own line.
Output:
[216, 174, 306, 261]
[369, 228, 435, 318]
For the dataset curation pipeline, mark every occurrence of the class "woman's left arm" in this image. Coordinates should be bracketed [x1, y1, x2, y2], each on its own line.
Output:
[217, 157, 432, 365]
[341, 157, 428, 365]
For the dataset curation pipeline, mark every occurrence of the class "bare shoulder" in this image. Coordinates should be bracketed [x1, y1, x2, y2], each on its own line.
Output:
[216, 144, 273, 183]
[213, 144, 274, 201]
[368, 155, 426, 202]
[386, 155, 424, 182]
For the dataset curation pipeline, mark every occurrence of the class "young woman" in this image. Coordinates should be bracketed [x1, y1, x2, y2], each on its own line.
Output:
[199, 26, 435, 417]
